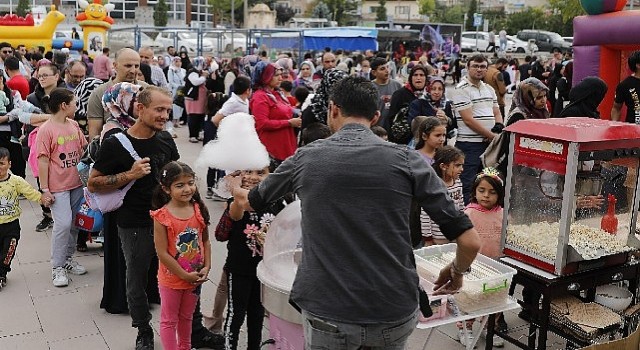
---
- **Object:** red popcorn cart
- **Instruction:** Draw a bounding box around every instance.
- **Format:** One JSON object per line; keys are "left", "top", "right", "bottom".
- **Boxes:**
{"left": 501, "top": 118, "right": 640, "bottom": 275}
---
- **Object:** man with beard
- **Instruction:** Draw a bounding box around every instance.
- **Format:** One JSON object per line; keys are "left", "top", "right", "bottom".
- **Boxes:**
{"left": 89, "top": 86, "right": 178, "bottom": 350}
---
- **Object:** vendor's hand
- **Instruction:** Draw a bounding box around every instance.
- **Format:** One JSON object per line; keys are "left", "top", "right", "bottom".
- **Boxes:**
{"left": 576, "top": 195, "right": 605, "bottom": 209}
{"left": 432, "top": 263, "right": 463, "bottom": 295}
{"left": 289, "top": 117, "right": 302, "bottom": 128}
{"left": 129, "top": 157, "right": 151, "bottom": 180}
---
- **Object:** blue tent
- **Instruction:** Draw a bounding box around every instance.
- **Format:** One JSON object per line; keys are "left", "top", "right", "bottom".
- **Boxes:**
{"left": 303, "top": 27, "right": 378, "bottom": 51}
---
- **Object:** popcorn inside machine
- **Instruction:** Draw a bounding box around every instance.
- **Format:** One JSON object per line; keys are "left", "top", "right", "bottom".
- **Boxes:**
{"left": 501, "top": 118, "right": 640, "bottom": 275}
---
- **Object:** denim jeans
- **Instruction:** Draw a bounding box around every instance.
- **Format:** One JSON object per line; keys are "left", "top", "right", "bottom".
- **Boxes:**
{"left": 118, "top": 225, "right": 156, "bottom": 328}
{"left": 301, "top": 310, "right": 418, "bottom": 350}
{"left": 454, "top": 141, "right": 488, "bottom": 205}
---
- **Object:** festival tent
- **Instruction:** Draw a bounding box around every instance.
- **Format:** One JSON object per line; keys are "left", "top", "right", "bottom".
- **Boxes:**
{"left": 302, "top": 27, "right": 378, "bottom": 51}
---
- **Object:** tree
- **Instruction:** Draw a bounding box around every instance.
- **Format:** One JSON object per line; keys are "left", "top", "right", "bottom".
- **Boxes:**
{"left": 208, "top": 0, "right": 244, "bottom": 27}
{"left": 153, "top": 0, "right": 169, "bottom": 27}
{"left": 275, "top": 4, "right": 295, "bottom": 26}
{"left": 417, "top": 0, "right": 435, "bottom": 16}
{"left": 466, "top": 0, "right": 477, "bottom": 31}
{"left": 504, "top": 7, "right": 543, "bottom": 35}
{"left": 311, "top": 1, "right": 331, "bottom": 19}
{"left": 431, "top": 4, "right": 465, "bottom": 24}
{"left": 16, "top": 0, "right": 31, "bottom": 17}
{"left": 548, "top": 0, "right": 585, "bottom": 24}
{"left": 375, "top": 0, "right": 387, "bottom": 21}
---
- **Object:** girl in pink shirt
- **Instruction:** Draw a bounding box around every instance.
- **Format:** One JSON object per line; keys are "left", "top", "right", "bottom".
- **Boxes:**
{"left": 150, "top": 161, "right": 211, "bottom": 350}
{"left": 36, "top": 88, "right": 88, "bottom": 288}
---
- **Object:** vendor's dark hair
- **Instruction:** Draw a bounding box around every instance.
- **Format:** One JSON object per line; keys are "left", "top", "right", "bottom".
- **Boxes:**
{"left": 41, "top": 88, "right": 74, "bottom": 114}
{"left": 415, "top": 117, "right": 446, "bottom": 150}
{"left": 470, "top": 169, "right": 505, "bottom": 207}
{"left": 329, "top": 76, "right": 377, "bottom": 120}
{"left": 629, "top": 51, "right": 640, "bottom": 72}
{"left": 432, "top": 146, "right": 465, "bottom": 179}
{"left": 152, "top": 161, "right": 210, "bottom": 225}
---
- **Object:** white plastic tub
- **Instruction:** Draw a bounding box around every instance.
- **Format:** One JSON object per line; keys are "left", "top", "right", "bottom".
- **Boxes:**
{"left": 415, "top": 244, "right": 517, "bottom": 313}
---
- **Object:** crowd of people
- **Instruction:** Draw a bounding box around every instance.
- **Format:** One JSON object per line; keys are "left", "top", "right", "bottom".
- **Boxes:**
{"left": 0, "top": 37, "right": 639, "bottom": 350}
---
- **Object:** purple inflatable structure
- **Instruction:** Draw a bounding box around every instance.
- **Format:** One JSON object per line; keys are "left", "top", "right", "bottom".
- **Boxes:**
{"left": 573, "top": 10, "right": 640, "bottom": 119}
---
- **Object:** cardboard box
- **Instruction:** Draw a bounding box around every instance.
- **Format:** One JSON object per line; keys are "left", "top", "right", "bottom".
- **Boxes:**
{"left": 580, "top": 325, "right": 640, "bottom": 350}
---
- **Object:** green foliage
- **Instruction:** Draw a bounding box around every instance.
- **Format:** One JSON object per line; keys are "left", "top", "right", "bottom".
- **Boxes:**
{"left": 548, "top": 0, "right": 585, "bottom": 23}
{"left": 504, "top": 6, "right": 574, "bottom": 36}
{"left": 275, "top": 4, "right": 296, "bottom": 25}
{"left": 208, "top": 0, "right": 244, "bottom": 27}
{"left": 16, "top": 0, "right": 31, "bottom": 17}
{"left": 431, "top": 4, "right": 465, "bottom": 24}
{"left": 376, "top": 0, "right": 387, "bottom": 21}
{"left": 417, "top": 0, "right": 435, "bottom": 16}
{"left": 323, "top": 0, "right": 358, "bottom": 25}
{"left": 311, "top": 1, "right": 331, "bottom": 19}
{"left": 153, "top": 0, "right": 169, "bottom": 27}
{"left": 466, "top": 0, "right": 477, "bottom": 31}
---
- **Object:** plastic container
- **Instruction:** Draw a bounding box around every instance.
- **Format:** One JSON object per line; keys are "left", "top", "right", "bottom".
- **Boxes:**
{"left": 414, "top": 244, "right": 516, "bottom": 313}
{"left": 595, "top": 284, "right": 633, "bottom": 311}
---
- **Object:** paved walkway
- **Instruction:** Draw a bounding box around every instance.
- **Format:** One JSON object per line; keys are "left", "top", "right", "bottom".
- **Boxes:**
{"left": 0, "top": 122, "right": 567, "bottom": 349}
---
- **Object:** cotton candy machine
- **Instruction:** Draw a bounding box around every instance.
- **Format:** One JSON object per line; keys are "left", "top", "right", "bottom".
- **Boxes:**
{"left": 256, "top": 201, "right": 304, "bottom": 349}
{"left": 502, "top": 118, "right": 640, "bottom": 276}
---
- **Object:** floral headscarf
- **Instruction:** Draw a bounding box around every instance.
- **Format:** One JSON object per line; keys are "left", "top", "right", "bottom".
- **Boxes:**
{"left": 309, "top": 68, "right": 348, "bottom": 123}
{"left": 102, "top": 82, "right": 143, "bottom": 129}
{"left": 73, "top": 77, "right": 104, "bottom": 121}
{"left": 510, "top": 77, "right": 550, "bottom": 120}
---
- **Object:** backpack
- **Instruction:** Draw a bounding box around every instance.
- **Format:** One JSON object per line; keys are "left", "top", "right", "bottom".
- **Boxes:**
{"left": 389, "top": 105, "right": 412, "bottom": 144}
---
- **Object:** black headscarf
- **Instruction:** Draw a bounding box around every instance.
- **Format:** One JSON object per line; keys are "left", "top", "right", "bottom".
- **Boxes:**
{"left": 309, "top": 68, "right": 348, "bottom": 123}
{"left": 557, "top": 76, "right": 608, "bottom": 119}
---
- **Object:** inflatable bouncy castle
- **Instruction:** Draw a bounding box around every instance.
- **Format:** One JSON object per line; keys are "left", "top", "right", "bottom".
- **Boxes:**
{"left": 76, "top": 0, "right": 115, "bottom": 58}
{"left": 0, "top": 6, "right": 64, "bottom": 51}
{"left": 573, "top": 0, "right": 640, "bottom": 119}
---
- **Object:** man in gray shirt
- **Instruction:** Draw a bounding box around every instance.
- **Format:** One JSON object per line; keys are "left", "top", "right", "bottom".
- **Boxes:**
{"left": 371, "top": 57, "right": 402, "bottom": 131}
{"left": 231, "top": 76, "right": 481, "bottom": 349}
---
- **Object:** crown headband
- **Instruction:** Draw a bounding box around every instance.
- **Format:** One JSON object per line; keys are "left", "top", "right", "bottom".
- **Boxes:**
{"left": 477, "top": 167, "right": 504, "bottom": 187}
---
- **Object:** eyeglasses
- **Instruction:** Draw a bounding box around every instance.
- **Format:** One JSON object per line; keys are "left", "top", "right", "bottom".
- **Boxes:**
{"left": 37, "top": 73, "right": 55, "bottom": 79}
{"left": 470, "top": 64, "right": 488, "bottom": 70}
{"left": 1, "top": 50, "right": 12, "bottom": 54}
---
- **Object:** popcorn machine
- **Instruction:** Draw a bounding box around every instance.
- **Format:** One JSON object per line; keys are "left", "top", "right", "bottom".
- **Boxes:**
{"left": 501, "top": 118, "right": 640, "bottom": 275}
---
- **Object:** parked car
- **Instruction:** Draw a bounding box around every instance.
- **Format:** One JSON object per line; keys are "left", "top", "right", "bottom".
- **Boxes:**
{"left": 516, "top": 30, "right": 572, "bottom": 52}
{"left": 107, "top": 31, "right": 161, "bottom": 53}
{"left": 203, "top": 32, "right": 247, "bottom": 53}
{"left": 461, "top": 31, "right": 490, "bottom": 52}
{"left": 562, "top": 36, "right": 574, "bottom": 45}
{"left": 506, "top": 35, "right": 538, "bottom": 54}
{"left": 154, "top": 30, "right": 215, "bottom": 55}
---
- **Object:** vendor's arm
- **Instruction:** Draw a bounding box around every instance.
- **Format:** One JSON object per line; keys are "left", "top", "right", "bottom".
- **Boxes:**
{"left": 230, "top": 155, "right": 296, "bottom": 212}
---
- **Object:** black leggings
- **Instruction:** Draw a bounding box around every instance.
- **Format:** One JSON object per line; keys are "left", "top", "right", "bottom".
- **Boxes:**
{"left": 188, "top": 113, "right": 205, "bottom": 138}
{"left": 224, "top": 271, "right": 263, "bottom": 350}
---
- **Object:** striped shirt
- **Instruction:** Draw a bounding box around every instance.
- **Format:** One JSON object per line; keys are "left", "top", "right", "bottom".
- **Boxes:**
{"left": 421, "top": 178, "right": 465, "bottom": 240}
{"left": 451, "top": 76, "right": 499, "bottom": 142}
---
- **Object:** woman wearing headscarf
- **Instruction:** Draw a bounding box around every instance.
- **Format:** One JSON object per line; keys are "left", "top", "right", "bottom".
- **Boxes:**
{"left": 408, "top": 75, "right": 455, "bottom": 143}
{"left": 275, "top": 56, "right": 295, "bottom": 82}
{"left": 184, "top": 56, "right": 209, "bottom": 143}
{"left": 557, "top": 76, "right": 608, "bottom": 119}
{"left": 554, "top": 61, "right": 573, "bottom": 117}
{"left": 98, "top": 82, "right": 161, "bottom": 314}
{"left": 293, "top": 60, "right": 316, "bottom": 91}
{"left": 179, "top": 51, "right": 192, "bottom": 71}
{"left": 167, "top": 56, "right": 186, "bottom": 134}
{"left": 303, "top": 68, "right": 348, "bottom": 129}
{"left": 250, "top": 60, "right": 300, "bottom": 162}
{"left": 223, "top": 57, "right": 241, "bottom": 96}
{"left": 386, "top": 64, "right": 428, "bottom": 143}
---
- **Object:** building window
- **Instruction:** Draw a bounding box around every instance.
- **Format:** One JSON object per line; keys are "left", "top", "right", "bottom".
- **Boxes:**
{"left": 369, "top": 6, "right": 379, "bottom": 13}
{"left": 395, "top": 6, "right": 410, "bottom": 15}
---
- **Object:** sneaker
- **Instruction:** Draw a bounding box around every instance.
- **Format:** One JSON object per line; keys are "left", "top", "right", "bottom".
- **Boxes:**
{"left": 205, "top": 188, "right": 214, "bottom": 199}
{"left": 52, "top": 267, "right": 69, "bottom": 287}
{"left": 189, "top": 137, "right": 199, "bottom": 143}
{"left": 135, "top": 328, "right": 154, "bottom": 350}
{"left": 63, "top": 258, "right": 87, "bottom": 275}
{"left": 35, "top": 216, "right": 54, "bottom": 232}
{"left": 457, "top": 328, "right": 474, "bottom": 347}
{"left": 0, "top": 276, "right": 6, "bottom": 289}
{"left": 212, "top": 194, "right": 227, "bottom": 202}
